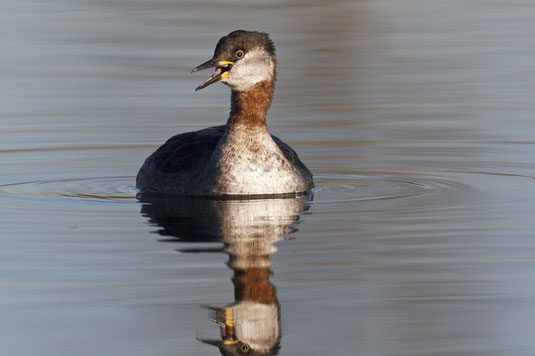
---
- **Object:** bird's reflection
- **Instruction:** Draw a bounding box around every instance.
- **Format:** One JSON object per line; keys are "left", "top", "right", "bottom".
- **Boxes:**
{"left": 138, "top": 193, "right": 312, "bottom": 355}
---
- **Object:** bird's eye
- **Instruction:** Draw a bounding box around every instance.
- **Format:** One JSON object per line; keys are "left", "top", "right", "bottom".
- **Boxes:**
{"left": 240, "top": 344, "right": 250, "bottom": 353}
{"left": 235, "top": 50, "right": 244, "bottom": 59}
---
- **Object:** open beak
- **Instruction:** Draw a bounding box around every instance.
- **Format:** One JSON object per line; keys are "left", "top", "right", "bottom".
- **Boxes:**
{"left": 191, "top": 59, "right": 234, "bottom": 91}
{"left": 200, "top": 305, "right": 239, "bottom": 345}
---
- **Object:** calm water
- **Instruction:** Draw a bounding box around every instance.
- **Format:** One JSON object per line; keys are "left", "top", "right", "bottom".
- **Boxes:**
{"left": 3, "top": 1, "right": 535, "bottom": 355}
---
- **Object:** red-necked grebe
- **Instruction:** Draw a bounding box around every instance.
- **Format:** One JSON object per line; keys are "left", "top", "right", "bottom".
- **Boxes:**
{"left": 136, "top": 30, "right": 314, "bottom": 196}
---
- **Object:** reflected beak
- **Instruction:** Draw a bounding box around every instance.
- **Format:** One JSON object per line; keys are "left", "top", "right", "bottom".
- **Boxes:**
{"left": 192, "top": 60, "right": 234, "bottom": 91}
{"left": 196, "top": 337, "right": 222, "bottom": 347}
{"left": 200, "top": 305, "right": 238, "bottom": 345}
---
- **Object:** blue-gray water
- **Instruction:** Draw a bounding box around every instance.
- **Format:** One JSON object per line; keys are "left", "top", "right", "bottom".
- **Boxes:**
{"left": 2, "top": 1, "right": 535, "bottom": 355}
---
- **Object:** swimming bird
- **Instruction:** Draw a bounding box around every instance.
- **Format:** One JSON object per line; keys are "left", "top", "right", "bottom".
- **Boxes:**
{"left": 136, "top": 30, "right": 314, "bottom": 197}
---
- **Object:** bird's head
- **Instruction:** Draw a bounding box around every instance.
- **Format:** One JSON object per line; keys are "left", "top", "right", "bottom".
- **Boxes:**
{"left": 197, "top": 304, "right": 281, "bottom": 355}
{"left": 192, "top": 30, "right": 276, "bottom": 92}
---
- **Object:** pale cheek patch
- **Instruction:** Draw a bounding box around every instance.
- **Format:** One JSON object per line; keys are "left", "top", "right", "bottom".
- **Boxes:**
{"left": 224, "top": 49, "right": 275, "bottom": 91}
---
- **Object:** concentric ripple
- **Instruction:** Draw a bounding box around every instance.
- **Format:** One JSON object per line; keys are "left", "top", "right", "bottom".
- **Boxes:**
{"left": 0, "top": 173, "right": 468, "bottom": 204}
{"left": 312, "top": 174, "right": 430, "bottom": 203}
{"left": 0, "top": 176, "right": 138, "bottom": 202}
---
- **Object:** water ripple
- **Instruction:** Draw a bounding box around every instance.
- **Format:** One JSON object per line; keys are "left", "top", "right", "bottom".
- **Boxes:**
{"left": 0, "top": 173, "right": 472, "bottom": 206}
{"left": 0, "top": 176, "right": 138, "bottom": 202}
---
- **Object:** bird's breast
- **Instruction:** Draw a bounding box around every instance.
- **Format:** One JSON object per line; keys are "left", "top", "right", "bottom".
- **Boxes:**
{"left": 205, "top": 133, "right": 305, "bottom": 195}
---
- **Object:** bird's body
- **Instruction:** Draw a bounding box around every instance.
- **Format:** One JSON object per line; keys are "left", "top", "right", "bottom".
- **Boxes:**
{"left": 136, "top": 30, "right": 314, "bottom": 197}
{"left": 136, "top": 123, "right": 313, "bottom": 196}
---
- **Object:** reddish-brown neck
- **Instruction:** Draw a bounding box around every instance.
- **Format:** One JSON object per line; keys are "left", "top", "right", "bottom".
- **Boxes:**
{"left": 227, "top": 79, "right": 274, "bottom": 130}
{"left": 232, "top": 263, "right": 278, "bottom": 305}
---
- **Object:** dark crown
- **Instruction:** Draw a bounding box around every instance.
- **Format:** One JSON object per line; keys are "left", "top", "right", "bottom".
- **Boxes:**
{"left": 213, "top": 30, "right": 276, "bottom": 62}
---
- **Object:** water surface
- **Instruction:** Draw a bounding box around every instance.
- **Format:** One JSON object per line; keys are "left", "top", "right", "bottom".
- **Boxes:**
{"left": 3, "top": 1, "right": 535, "bottom": 355}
